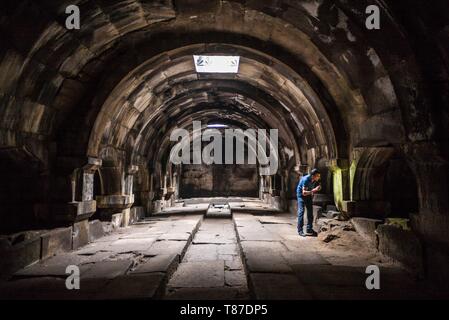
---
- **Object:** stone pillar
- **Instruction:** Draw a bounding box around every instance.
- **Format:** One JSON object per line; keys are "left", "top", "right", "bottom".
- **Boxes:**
{"left": 96, "top": 165, "right": 137, "bottom": 227}
{"left": 125, "top": 165, "right": 139, "bottom": 196}
{"left": 327, "top": 158, "right": 351, "bottom": 214}
{"left": 260, "top": 175, "right": 270, "bottom": 201}
{"left": 50, "top": 157, "right": 102, "bottom": 224}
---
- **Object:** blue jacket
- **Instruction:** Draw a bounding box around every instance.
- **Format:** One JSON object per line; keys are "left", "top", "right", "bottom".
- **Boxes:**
{"left": 296, "top": 174, "right": 315, "bottom": 200}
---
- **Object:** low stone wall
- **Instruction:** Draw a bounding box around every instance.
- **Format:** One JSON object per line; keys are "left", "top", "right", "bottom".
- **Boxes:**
{"left": 352, "top": 217, "right": 383, "bottom": 247}
{"left": 0, "top": 206, "right": 147, "bottom": 278}
{"left": 351, "top": 217, "right": 424, "bottom": 277}
{"left": 377, "top": 225, "right": 424, "bottom": 276}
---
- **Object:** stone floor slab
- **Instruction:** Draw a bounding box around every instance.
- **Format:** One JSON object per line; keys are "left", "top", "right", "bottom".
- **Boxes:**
{"left": 157, "top": 233, "right": 192, "bottom": 241}
{"left": 165, "top": 287, "right": 249, "bottom": 300}
{"left": 217, "top": 244, "right": 238, "bottom": 255}
{"left": 184, "top": 244, "right": 219, "bottom": 262}
{"left": 82, "top": 260, "right": 133, "bottom": 279}
{"left": 240, "top": 241, "right": 286, "bottom": 254}
{"left": 168, "top": 261, "right": 225, "bottom": 288}
{"left": 249, "top": 273, "right": 312, "bottom": 300}
{"left": 193, "top": 233, "right": 235, "bottom": 244}
{"left": 224, "top": 257, "right": 244, "bottom": 271}
{"left": 238, "top": 231, "right": 282, "bottom": 241}
{"left": 143, "top": 240, "right": 188, "bottom": 257}
{"left": 225, "top": 270, "right": 247, "bottom": 287}
{"left": 244, "top": 250, "right": 292, "bottom": 273}
{"left": 131, "top": 254, "right": 179, "bottom": 274}
{"left": 94, "top": 273, "right": 165, "bottom": 300}
{"left": 109, "top": 238, "right": 157, "bottom": 253}
{"left": 281, "top": 251, "right": 330, "bottom": 266}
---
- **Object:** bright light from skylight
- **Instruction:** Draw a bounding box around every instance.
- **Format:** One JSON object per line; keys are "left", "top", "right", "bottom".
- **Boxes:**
{"left": 193, "top": 55, "right": 240, "bottom": 73}
{"left": 207, "top": 124, "right": 229, "bottom": 128}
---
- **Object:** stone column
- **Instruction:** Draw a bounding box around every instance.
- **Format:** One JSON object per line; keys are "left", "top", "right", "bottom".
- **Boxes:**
{"left": 260, "top": 175, "right": 271, "bottom": 201}
{"left": 42, "top": 157, "right": 102, "bottom": 249}
{"left": 96, "top": 165, "right": 137, "bottom": 227}
{"left": 327, "top": 158, "right": 351, "bottom": 214}
{"left": 50, "top": 157, "right": 102, "bottom": 224}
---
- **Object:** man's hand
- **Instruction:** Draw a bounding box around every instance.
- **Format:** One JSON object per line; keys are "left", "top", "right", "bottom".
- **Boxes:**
{"left": 312, "top": 186, "right": 321, "bottom": 194}
{"left": 302, "top": 187, "right": 313, "bottom": 197}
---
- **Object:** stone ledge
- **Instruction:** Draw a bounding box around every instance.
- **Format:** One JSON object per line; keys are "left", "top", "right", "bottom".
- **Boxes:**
{"left": 351, "top": 217, "right": 383, "bottom": 247}
{"left": 72, "top": 220, "right": 89, "bottom": 250}
{"left": 96, "top": 195, "right": 134, "bottom": 210}
{"left": 41, "top": 227, "right": 72, "bottom": 259}
{"left": 51, "top": 200, "right": 97, "bottom": 223}
{"left": 0, "top": 237, "right": 41, "bottom": 278}
{"left": 88, "top": 220, "right": 104, "bottom": 243}
{"left": 343, "top": 201, "right": 391, "bottom": 219}
{"left": 377, "top": 224, "right": 424, "bottom": 276}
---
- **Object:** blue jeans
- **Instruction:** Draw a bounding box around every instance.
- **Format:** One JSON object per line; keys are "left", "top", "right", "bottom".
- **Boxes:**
{"left": 297, "top": 198, "right": 314, "bottom": 233}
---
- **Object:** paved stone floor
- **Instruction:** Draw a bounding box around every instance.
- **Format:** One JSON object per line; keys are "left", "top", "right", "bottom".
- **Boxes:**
{"left": 0, "top": 212, "right": 443, "bottom": 300}
{"left": 165, "top": 219, "right": 249, "bottom": 300}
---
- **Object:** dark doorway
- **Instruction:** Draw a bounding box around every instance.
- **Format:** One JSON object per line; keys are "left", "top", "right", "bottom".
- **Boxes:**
{"left": 179, "top": 164, "right": 259, "bottom": 198}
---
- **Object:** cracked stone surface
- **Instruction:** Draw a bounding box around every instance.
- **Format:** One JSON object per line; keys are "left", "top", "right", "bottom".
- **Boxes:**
{"left": 0, "top": 215, "right": 202, "bottom": 300}
{"left": 165, "top": 219, "right": 250, "bottom": 300}
{"left": 233, "top": 213, "right": 440, "bottom": 300}
{"left": 0, "top": 212, "right": 443, "bottom": 300}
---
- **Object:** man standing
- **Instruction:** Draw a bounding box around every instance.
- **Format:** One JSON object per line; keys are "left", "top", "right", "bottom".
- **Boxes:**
{"left": 297, "top": 169, "right": 321, "bottom": 237}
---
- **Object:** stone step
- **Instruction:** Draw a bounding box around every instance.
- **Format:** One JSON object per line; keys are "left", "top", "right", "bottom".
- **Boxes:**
{"left": 205, "top": 203, "right": 232, "bottom": 218}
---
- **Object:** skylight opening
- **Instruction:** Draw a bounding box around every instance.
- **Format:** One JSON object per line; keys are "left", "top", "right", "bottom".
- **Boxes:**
{"left": 207, "top": 124, "right": 229, "bottom": 128}
{"left": 193, "top": 55, "right": 240, "bottom": 73}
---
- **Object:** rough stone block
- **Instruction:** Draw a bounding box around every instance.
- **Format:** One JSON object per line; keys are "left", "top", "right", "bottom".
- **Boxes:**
{"left": 130, "top": 206, "right": 145, "bottom": 224}
{"left": 0, "top": 237, "right": 41, "bottom": 277}
{"left": 88, "top": 220, "right": 104, "bottom": 243}
{"left": 96, "top": 195, "right": 134, "bottom": 209}
{"left": 377, "top": 225, "right": 423, "bottom": 274}
{"left": 111, "top": 213, "right": 123, "bottom": 229}
{"left": 352, "top": 217, "right": 383, "bottom": 247}
{"left": 346, "top": 201, "right": 391, "bottom": 219}
{"left": 122, "top": 208, "right": 131, "bottom": 227}
{"left": 72, "top": 220, "right": 89, "bottom": 250}
{"left": 41, "top": 227, "right": 72, "bottom": 259}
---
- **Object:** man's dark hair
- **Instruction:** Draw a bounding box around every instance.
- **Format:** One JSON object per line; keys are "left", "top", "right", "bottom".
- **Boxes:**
{"left": 311, "top": 169, "right": 320, "bottom": 176}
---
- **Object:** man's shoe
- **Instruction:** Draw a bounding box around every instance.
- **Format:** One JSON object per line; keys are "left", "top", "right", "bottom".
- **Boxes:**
{"left": 307, "top": 230, "right": 318, "bottom": 237}
{"left": 299, "top": 231, "right": 307, "bottom": 237}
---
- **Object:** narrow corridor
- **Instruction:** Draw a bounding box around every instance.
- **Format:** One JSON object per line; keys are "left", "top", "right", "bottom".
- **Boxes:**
{"left": 165, "top": 219, "right": 249, "bottom": 299}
